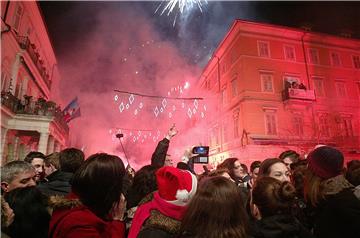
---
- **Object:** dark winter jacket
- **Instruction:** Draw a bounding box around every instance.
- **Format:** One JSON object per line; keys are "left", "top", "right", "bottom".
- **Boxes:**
{"left": 151, "top": 138, "right": 170, "bottom": 168}
{"left": 313, "top": 187, "right": 360, "bottom": 238}
{"left": 252, "top": 214, "right": 314, "bottom": 238}
{"left": 37, "top": 170, "right": 73, "bottom": 196}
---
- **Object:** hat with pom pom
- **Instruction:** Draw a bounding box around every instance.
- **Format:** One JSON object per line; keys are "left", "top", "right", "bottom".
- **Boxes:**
{"left": 156, "top": 166, "right": 197, "bottom": 206}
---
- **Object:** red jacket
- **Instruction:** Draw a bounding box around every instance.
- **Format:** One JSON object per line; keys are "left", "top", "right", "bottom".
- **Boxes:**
{"left": 49, "top": 205, "right": 125, "bottom": 238}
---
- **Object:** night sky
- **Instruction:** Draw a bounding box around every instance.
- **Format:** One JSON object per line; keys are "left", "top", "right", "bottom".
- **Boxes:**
{"left": 40, "top": 1, "right": 360, "bottom": 66}
{"left": 37, "top": 1, "right": 360, "bottom": 166}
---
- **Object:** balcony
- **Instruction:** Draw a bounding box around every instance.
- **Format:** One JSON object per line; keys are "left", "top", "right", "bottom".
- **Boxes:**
{"left": 282, "top": 88, "right": 316, "bottom": 101}
{"left": 1, "top": 91, "right": 69, "bottom": 133}
{"left": 15, "top": 35, "right": 52, "bottom": 89}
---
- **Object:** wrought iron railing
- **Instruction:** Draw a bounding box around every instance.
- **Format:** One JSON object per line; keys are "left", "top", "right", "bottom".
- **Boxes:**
{"left": 15, "top": 35, "right": 52, "bottom": 89}
{"left": 1, "top": 91, "right": 69, "bottom": 133}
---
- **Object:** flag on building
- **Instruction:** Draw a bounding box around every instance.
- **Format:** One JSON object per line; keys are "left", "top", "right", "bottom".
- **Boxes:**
{"left": 63, "top": 97, "right": 81, "bottom": 123}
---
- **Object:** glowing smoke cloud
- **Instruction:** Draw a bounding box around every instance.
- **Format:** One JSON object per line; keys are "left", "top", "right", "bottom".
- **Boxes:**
{"left": 156, "top": 0, "right": 208, "bottom": 26}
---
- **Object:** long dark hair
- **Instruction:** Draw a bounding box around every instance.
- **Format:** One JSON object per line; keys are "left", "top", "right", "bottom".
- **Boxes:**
{"left": 126, "top": 165, "right": 158, "bottom": 209}
{"left": 217, "top": 157, "right": 240, "bottom": 180}
{"left": 71, "top": 153, "right": 125, "bottom": 219}
{"left": 4, "top": 187, "right": 50, "bottom": 238}
{"left": 180, "top": 176, "right": 249, "bottom": 238}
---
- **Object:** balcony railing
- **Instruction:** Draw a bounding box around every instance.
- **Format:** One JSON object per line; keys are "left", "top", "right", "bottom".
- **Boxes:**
{"left": 15, "top": 35, "right": 52, "bottom": 89}
{"left": 1, "top": 91, "right": 69, "bottom": 133}
{"left": 282, "top": 88, "right": 316, "bottom": 101}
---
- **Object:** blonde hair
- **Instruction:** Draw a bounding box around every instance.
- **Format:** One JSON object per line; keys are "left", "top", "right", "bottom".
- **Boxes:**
{"left": 304, "top": 169, "right": 325, "bottom": 206}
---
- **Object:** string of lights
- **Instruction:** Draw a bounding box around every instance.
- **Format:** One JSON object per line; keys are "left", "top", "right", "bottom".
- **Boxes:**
{"left": 114, "top": 89, "right": 204, "bottom": 100}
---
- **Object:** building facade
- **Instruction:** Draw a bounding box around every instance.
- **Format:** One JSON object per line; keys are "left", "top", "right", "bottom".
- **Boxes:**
{"left": 199, "top": 20, "right": 360, "bottom": 166}
{"left": 1, "top": 1, "right": 68, "bottom": 165}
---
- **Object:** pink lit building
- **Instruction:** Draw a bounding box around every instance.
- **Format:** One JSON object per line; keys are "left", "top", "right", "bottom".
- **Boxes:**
{"left": 199, "top": 20, "right": 360, "bottom": 166}
{"left": 1, "top": 1, "right": 68, "bottom": 164}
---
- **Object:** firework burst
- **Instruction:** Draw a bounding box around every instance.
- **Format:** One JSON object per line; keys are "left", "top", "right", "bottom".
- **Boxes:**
{"left": 155, "top": 0, "right": 208, "bottom": 26}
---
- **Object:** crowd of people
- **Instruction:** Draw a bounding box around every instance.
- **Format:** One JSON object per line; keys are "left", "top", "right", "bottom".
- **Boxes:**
{"left": 1, "top": 125, "right": 360, "bottom": 238}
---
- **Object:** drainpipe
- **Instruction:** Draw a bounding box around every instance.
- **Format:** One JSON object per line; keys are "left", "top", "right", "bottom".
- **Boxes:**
{"left": 302, "top": 31, "right": 317, "bottom": 144}
{"left": 213, "top": 55, "right": 223, "bottom": 153}
{"left": 301, "top": 32, "right": 311, "bottom": 89}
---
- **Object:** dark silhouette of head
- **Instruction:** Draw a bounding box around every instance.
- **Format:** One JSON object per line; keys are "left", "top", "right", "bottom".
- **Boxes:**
{"left": 71, "top": 153, "right": 125, "bottom": 219}
{"left": 59, "top": 148, "right": 85, "bottom": 173}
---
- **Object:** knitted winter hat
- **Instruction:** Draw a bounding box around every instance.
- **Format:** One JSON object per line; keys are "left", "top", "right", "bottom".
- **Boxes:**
{"left": 156, "top": 166, "right": 197, "bottom": 206}
{"left": 307, "top": 146, "right": 344, "bottom": 179}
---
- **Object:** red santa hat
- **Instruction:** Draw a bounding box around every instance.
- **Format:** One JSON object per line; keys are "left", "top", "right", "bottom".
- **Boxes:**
{"left": 156, "top": 166, "right": 197, "bottom": 206}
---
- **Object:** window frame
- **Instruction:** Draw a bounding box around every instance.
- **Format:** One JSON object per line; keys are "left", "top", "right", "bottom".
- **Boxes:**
{"left": 264, "top": 110, "right": 277, "bottom": 135}
{"left": 283, "top": 45, "right": 296, "bottom": 61}
{"left": 260, "top": 73, "right": 274, "bottom": 93}
{"left": 330, "top": 51, "right": 342, "bottom": 67}
{"left": 308, "top": 48, "right": 320, "bottom": 65}
{"left": 257, "top": 40, "right": 271, "bottom": 58}
{"left": 352, "top": 55, "right": 360, "bottom": 69}
{"left": 312, "top": 76, "right": 325, "bottom": 97}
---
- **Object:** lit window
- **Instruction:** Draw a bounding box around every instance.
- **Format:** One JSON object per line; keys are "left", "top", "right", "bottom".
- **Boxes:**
{"left": 335, "top": 81, "right": 347, "bottom": 97}
{"left": 330, "top": 52, "right": 341, "bottom": 67}
{"left": 258, "top": 41, "right": 270, "bottom": 58}
{"left": 265, "top": 113, "right": 277, "bottom": 135}
{"left": 313, "top": 77, "right": 324, "bottom": 97}
{"left": 284, "top": 45, "right": 296, "bottom": 61}
{"left": 353, "top": 55, "right": 360, "bottom": 69}
{"left": 308, "top": 48, "right": 320, "bottom": 64}
{"left": 261, "top": 73, "right": 274, "bottom": 93}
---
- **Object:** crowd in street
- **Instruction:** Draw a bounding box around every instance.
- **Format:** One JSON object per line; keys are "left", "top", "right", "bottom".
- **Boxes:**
{"left": 1, "top": 125, "right": 360, "bottom": 238}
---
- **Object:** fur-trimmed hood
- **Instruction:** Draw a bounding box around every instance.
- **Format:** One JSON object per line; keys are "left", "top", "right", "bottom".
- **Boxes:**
{"left": 48, "top": 194, "right": 82, "bottom": 212}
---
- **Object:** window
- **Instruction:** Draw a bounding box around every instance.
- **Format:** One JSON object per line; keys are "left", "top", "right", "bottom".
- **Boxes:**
{"left": 319, "top": 115, "right": 330, "bottom": 137}
{"left": 293, "top": 116, "right": 304, "bottom": 136}
{"left": 341, "top": 117, "right": 353, "bottom": 137}
{"left": 335, "top": 81, "right": 347, "bottom": 97}
{"left": 353, "top": 55, "right": 360, "bottom": 69}
{"left": 223, "top": 117, "right": 231, "bottom": 142}
{"left": 261, "top": 73, "right": 274, "bottom": 93}
{"left": 313, "top": 77, "right": 325, "bottom": 97}
{"left": 308, "top": 48, "right": 320, "bottom": 64}
{"left": 231, "top": 75, "right": 238, "bottom": 97}
{"left": 221, "top": 87, "right": 227, "bottom": 105}
{"left": 264, "top": 111, "right": 277, "bottom": 135}
{"left": 284, "top": 45, "right": 296, "bottom": 61}
{"left": 258, "top": 41, "right": 270, "bottom": 57}
{"left": 330, "top": 52, "right": 341, "bottom": 67}
{"left": 233, "top": 109, "right": 240, "bottom": 138}
{"left": 12, "top": 3, "right": 23, "bottom": 32}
